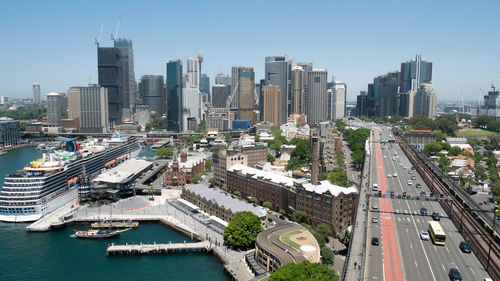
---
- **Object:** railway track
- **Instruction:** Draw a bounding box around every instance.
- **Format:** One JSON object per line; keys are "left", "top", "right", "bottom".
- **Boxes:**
{"left": 397, "top": 135, "right": 500, "bottom": 281}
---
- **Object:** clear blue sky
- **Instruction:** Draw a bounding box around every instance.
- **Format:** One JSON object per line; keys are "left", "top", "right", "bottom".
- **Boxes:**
{"left": 1, "top": 0, "right": 499, "bottom": 102}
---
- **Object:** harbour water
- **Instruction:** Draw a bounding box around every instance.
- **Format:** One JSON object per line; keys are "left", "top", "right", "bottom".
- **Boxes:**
{"left": 0, "top": 147, "right": 228, "bottom": 281}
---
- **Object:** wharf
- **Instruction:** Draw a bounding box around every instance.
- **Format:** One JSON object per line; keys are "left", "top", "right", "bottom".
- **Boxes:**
{"left": 106, "top": 240, "right": 212, "bottom": 255}
{"left": 26, "top": 198, "right": 79, "bottom": 232}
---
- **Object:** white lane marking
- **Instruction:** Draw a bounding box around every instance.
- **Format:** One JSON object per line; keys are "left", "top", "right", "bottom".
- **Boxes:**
{"left": 441, "top": 264, "right": 445, "bottom": 271}
{"left": 446, "top": 247, "right": 450, "bottom": 254}
{"left": 407, "top": 217, "right": 411, "bottom": 222}
{"left": 470, "top": 267, "right": 476, "bottom": 277}
{"left": 406, "top": 228, "right": 408, "bottom": 233}
{"left": 410, "top": 243, "right": 413, "bottom": 249}
{"left": 416, "top": 218, "right": 420, "bottom": 223}
{"left": 398, "top": 217, "right": 401, "bottom": 222}
{"left": 389, "top": 146, "right": 437, "bottom": 281}
{"left": 415, "top": 260, "right": 418, "bottom": 267}
{"left": 433, "top": 246, "right": 437, "bottom": 252}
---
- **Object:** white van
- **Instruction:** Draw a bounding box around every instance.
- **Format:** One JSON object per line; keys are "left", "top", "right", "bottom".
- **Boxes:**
{"left": 372, "top": 184, "right": 379, "bottom": 191}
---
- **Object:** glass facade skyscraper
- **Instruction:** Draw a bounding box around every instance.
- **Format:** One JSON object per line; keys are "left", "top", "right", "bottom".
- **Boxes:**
{"left": 139, "top": 75, "right": 165, "bottom": 116}
{"left": 167, "top": 60, "right": 183, "bottom": 132}
{"left": 400, "top": 55, "right": 432, "bottom": 93}
{"left": 265, "top": 56, "right": 292, "bottom": 125}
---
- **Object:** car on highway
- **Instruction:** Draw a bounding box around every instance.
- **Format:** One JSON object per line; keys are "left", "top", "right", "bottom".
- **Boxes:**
{"left": 420, "top": 191, "right": 427, "bottom": 197}
{"left": 407, "top": 180, "right": 413, "bottom": 185}
{"left": 420, "top": 207, "right": 428, "bottom": 215}
{"left": 399, "top": 162, "right": 403, "bottom": 166}
{"left": 372, "top": 184, "right": 378, "bottom": 191}
{"left": 390, "top": 191, "right": 395, "bottom": 197}
{"left": 393, "top": 172, "right": 397, "bottom": 177}
{"left": 372, "top": 216, "right": 379, "bottom": 223}
{"left": 416, "top": 183, "right": 422, "bottom": 188}
{"left": 403, "top": 192, "right": 407, "bottom": 197}
{"left": 383, "top": 156, "right": 386, "bottom": 159}
{"left": 411, "top": 175, "right": 416, "bottom": 180}
{"left": 448, "top": 267, "right": 462, "bottom": 281}
{"left": 372, "top": 203, "right": 378, "bottom": 209}
{"left": 404, "top": 166, "right": 407, "bottom": 169}
{"left": 420, "top": 230, "right": 430, "bottom": 240}
{"left": 459, "top": 240, "right": 472, "bottom": 253}
{"left": 484, "top": 201, "right": 490, "bottom": 205}
{"left": 411, "top": 166, "right": 415, "bottom": 170}
{"left": 371, "top": 237, "right": 380, "bottom": 246}
{"left": 432, "top": 212, "right": 441, "bottom": 221}
{"left": 408, "top": 170, "right": 412, "bottom": 174}
{"left": 387, "top": 173, "right": 392, "bottom": 178}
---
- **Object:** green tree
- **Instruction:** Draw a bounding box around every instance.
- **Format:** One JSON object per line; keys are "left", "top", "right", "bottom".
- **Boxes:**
{"left": 423, "top": 142, "right": 442, "bottom": 155}
{"left": 486, "top": 157, "right": 498, "bottom": 168}
{"left": 263, "top": 201, "right": 273, "bottom": 209}
{"left": 249, "top": 196, "right": 257, "bottom": 203}
{"left": 291, "top": 139, "right": 311, "bottom": 160}
{"left": 279, "top": 209, "right": 286, "bottom": 216}
{"left": 339, "top": 229, "right": 351, "bottom": 246}
{"left": 196, "top": 120, "right": 206, "bottom": 133}
{"left": 286, "top": 158, "right": 307, "bottom": 171}
{"left": 474, "top": 166, "right": 488, "bottom": 180}
{"left": 318, "top": 172, "right": 328, "bottom": 181}
{"left": 316, "top": 224, "right": 332, "bottom": 241}
{"left": 156, "top": 147, "right": 174, "bottom": 158}
{"left": 351, "top": 149, "right": 364, "bottom": 165}
{"left": 208, "top": 177, "right": 215, "bottom": 184}
{"left": 313, "top": 231, "right": 326, "bottom": 248}
{"left": 327, "top": 168, "right": 348, "bottom": 187}
{"left": 269, "top": 261, "right": 338, "bottom": 281}
{"left": 221, "top": 185, "right": 228, "bottom": 192}
{"left": 474, "top": 115, "right": 494, "bottom": 128}
{"left": 190, "top": 172, "right": 203, "bottom": 183}
{"left": 448, "top": 146, "right": 462, "bottom": 156}
{"left": 320, "top": 246, "right": 334, "bottom": 265}
{"left": 267, "top": 153, "right": 276, "bottom": 163}
{"left": 441, "top": 142, "right": 451, "bottom": 151}
{"left": 438, "top": 156, "right": 450, "bottom": 173}
{"left": 335, "top": 119, "right": 346, "bottom": 132}
{"left": 223, "top": 211, "right": 263, "bottom": 247}
{"left": 224, "top": 133, "right": 233, "bottom": 144}
{"left": 234, "top": 190, "right": 242, "bottom": 197}
{"left": 435, "top": 114, "right": 459, "bottom": 136}
{"left": 291, "top": 211, "right": 308, "bottom": 224}
{"left": 205, "top": 159, "right": 213, "bottom": 171}
{"left": 410, "top": 115, "right": 436, "bottom": 131}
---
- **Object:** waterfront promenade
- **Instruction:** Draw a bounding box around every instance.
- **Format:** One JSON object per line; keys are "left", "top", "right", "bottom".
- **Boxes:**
{"left": 106, "top": 240, "right": 212, "bottom": 255}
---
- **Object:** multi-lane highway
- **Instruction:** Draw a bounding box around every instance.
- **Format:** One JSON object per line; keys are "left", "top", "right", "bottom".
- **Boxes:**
{"left": 364, "top": 127, "right": 491, "bottom": 281}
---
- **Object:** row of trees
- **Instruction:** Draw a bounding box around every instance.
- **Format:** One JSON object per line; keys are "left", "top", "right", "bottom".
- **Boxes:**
{"left": 343, "top": 127, "right": 370, "bottom": 166}
{"left": 473, "top": 115, "right": 500, "bottom": 133}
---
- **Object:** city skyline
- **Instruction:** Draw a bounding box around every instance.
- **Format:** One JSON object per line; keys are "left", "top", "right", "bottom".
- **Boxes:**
{"left": 1, "top": 1, "right": 500, "bottom": 101}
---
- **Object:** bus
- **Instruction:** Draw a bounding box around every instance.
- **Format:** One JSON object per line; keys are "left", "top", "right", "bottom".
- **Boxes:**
{"left": 428, "top": 221, "right": 446, "bottom": 246}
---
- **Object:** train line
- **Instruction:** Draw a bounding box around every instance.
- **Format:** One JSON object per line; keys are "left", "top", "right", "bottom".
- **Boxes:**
{"left": 397, "top": 135, "right": 500, "bottom": 280}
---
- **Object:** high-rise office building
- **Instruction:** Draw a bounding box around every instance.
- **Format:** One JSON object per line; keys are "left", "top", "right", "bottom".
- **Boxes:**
{"left": 262, "top": 85, "right": 282, "bottom": 126}
{"left": 47, "top": 93, "right": 63, "bottom": 127}
{"left": 297, "top": 62, "right": 313, "bottom": 115}
{"left": 484, "top": 86, "right": 499, "bottom": 109}
{"left": 186, "top": 58, "right": 199, "bottom": 87}
{"left": 306, "top": 69, "right": 328, "bottom": 123}
{"left": 356, "top": 91, "right": 369, "bottom": 117}
{"left": 167, "top": 60, "right": 183, "bottom": 132}
{"left": 398, "top": 90, "right": 416, "bottom": 118}
{"left": 139, "top": 75, "right": 165, "bottom": 116}
{"left": 183, "top": 86, "right": 201, "bottom": 120}
{"left": 291, "top": 66, "right": 305, "bottom": 114}
{"left": 265, "top": 56, "right": 293, "bottom": 124}
{"left": 67, "top": 86, "right": 109, "bottom": 133}
{"left": 237, "top": 67, "right": 255, "bottom": 122}
{"left": 374, "top": 72, "right": 400, "bottom": 117}
{"left": 230, "top": 66, "right": 242, "bottom": 109}
{"left": 98, "top": 39, "right": 135, "bottom": 124}
{"left": 414, "top": 83, "right": 437, "bottom": 119}
{"left": 200, "top": 74, "right": 210, "bottom": 95}
{"left": 113, "top": 39, "right": 135, "bottom": 119}
{"left": 332, "top": 82, "right": 347, "bottom": 120}
{"left": 400, "top": 55, "right": 432, "bottom": 93}
{"left": 215, "top": 73, "right": 229, "bottom": 86}
{"left": 212, "top": 84, "right": 229, "bottom": 108}
{"left": 32, "top": 83, "right": 41, "bottom": 105}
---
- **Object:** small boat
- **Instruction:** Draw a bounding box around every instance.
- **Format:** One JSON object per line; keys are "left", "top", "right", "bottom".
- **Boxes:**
{"left": 0, "top": 150, "right": 6, "bottom": 156}
{"left": 75, "top": 229, "right": 120, "bottom": 239}
{"left": 91, "top": 220, "right": 139, "bottom": 229}
{"left": 50, "top": 220, "right": 66, "bottom": 230}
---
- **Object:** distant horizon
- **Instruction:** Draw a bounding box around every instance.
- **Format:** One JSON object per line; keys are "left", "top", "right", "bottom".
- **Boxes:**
{"left": 1, "top": 0, "right": 500, "bottom": 102}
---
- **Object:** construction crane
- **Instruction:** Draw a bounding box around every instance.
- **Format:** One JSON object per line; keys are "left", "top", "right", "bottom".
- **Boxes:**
{"left": 111, "top": 14, "right": 122, "bottom": 42}
{"left": 94, "top": 21, "right": 104, "bottom": 47}
{"left": 226, "top": 81, "right": 239, "bottom": 110}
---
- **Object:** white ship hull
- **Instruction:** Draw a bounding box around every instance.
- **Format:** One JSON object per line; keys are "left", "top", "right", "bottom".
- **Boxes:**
{"left": 0, "top": 186, "right": 78, "bottom": 223}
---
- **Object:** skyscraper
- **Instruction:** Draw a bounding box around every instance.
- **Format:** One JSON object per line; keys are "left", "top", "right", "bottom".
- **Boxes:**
{"left": 414, "top": 83, "right": 437, "bottom": 119}
{"left": 113, "top": 39, "right": 136, "bottom": 120}
{"left": 183, "top": 86, "right": 201, "bottom": 120}
{"left": 332, "top": 82, "right": 347, "bottom": 120}
{"left": 483, "top": 86, "right": 499, "bottom": 109}
{"left": 186, "top": 58, "right": 199, "bottom": 87}
{"left": 265, "top": 56, "right": 293, "bottom": 124}
{"left": 67, "top": 86, "right": 109, "bottom": 133}
{"left": 139, "top": 75, "right": 165, "bottom": 116}
{"left": 215, "top": 73, "right": 229, "bottom": 85}
{"left": 306, "top": 69, "right": 328, "bottom": 123}
{"left": 230, "top": 66, "right": 242, "bottom": 109}
{"left": 374, "top": 72, "right": 400, "bottom": 117}
{"left": 297, "top": 62, "right": 313, "bottom": 115}
{"left": 167, "top": 60, "right": 183, "bottom": 132}
{"left": 32, "top": 83, "right": 41, "bottom": 105}
{"left": 47, "top": 93, "right": 63, "bottom": 127}
{"left": 212, "top": 84, "right": 229, "bottom": 108}
{"left": 356, "top": 91, "right": 369, "bottom": 117}
{"left": 398, "top": 90, "right": 416, "bottom": 118}
{"left": 200, "top": 74, "right": 210, "bottom": 95}
{"left": 262, "top": 85, "right": 282, "bottom": 126}
{"left": 400, "top": 55, "right": 432, "bottom": 93}
{"left": 291, "top": 66, "right": 305, "bottom": 114}
{"left": 237, "top": 67, "right": 255, "bottom": 122}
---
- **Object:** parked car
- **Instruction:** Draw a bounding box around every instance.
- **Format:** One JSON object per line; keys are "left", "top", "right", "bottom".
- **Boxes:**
{"left": 420, "top": 230, "right": 430, "bottom": 240}
{"left": 420, "top": 207, "right": 428, "bottom": 215}
{"left": 372, "top": 216, "right": 379, "bottom": 223}
{"left": 459, "top": 241, "right": 472, "bottom": 253}
{"left": 416, "top": 183, "right": 422, "bottom": 188}
{"left": 371, "top": 237, "right": 380, "bottom": 246}
{"left": 407, "top": 180, "right": 413, "bottom": 185}
{"left": 420, "top": 191, "right": 427, "bottom": 197}
{"left": 411, "top": 175, "right": 416, "bottom": 180}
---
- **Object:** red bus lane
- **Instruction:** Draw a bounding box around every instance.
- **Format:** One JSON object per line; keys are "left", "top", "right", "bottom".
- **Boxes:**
{"left": 374, "top": 131, "right": 403, "bottom": 281}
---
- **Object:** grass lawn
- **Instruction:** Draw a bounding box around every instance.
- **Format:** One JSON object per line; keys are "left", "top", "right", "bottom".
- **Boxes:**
{"left": 280, "top": 230, "right": 302, "bottom": 250}
{"left": 457, "top": 129, "right": 499, "bottom": 137}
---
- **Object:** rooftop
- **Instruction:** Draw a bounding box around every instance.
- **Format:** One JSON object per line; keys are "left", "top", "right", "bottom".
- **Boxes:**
{"left": 184, "top": 183, "right": 268, "bottom": 218}
{"left": 229, "top": 164, "right": 295, "bottom": 187}
{"left": 93, "top": 158, "right": 153, "bottom": 184}
{"left": 302, "top": 180, "right": 358, "bottom": 196}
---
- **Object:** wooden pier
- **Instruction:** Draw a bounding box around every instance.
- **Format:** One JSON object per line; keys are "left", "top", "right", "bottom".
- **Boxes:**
{"left": 106, "top": 241, "right": 213, "bottom": 256}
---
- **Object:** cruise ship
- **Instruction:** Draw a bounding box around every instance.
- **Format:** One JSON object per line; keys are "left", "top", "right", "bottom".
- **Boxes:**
{"left": 0, "top": 133, "right": 141, "bottom": 222}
